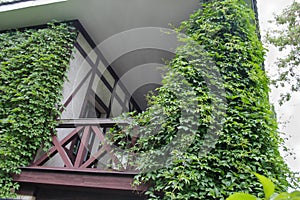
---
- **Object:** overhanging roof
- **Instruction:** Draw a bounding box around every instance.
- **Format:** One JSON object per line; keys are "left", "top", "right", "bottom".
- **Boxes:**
{"left": 0, "top": 0, "right": 199, "bottom": 45}
{"left": 0, "top": 0, "right": 200, "bottom": 110}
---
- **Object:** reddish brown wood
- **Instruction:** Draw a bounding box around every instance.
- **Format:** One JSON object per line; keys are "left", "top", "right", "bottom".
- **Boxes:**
{"left": 31, "top": 146, "right": 57, "bottom": 166}
{"left": 52, "top": 135, "right": 73, "bottom": 168}
{"left": 91, "top": 126, "right": 124, "bottom": 170}
{"left": 64, "top": 146, "right": 75, "bottom": 163}
{"left": 74, "top": 126, "right": 90, "bottom": 167}
{"left": 30, "top": 121, "right": 135, "bottom": 172}
{"left": 59, "top": 126, "right": 84, "bottom": 146}
{"left": 13, "top": 167, "right": 147, "bottom": 191}
{"left": 80, "top": 146, "right": 106, "bottom": 169}
{"left": 68, "top": 134, "right": 80, "bottom": 162}
{"left": 58, "top": 118, "right": 129, "bottom": 128}
{"left": 32, "top": 126, "right": 84, "bottom": 166}
{"left": 24, "top": 166, "right": 138, "bottom": 174}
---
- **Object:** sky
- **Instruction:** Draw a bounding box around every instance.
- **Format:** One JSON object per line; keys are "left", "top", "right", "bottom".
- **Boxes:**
{"left": 257, "top": 0, "right": 300, "bottom": 173}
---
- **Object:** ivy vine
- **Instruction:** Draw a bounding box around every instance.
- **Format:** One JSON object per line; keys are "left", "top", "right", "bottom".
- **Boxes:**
{"left": 110, "top": 0, "right": 298, "bottom": 199}
{"left": 0, "top": 22, "right": 77, "bottom": 197}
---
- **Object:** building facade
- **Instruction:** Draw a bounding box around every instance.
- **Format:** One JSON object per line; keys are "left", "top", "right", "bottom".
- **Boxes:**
{"left": 0, "top": 0, "right": 258, "bottom": 199}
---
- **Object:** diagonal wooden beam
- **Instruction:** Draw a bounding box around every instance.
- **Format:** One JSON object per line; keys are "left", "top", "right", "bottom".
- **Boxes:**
{"left": 52, "top": 135, "right": 73, "bottom": 168}
{"left": 80, "top": 146, "right": 106, "bottom": 169}
{"left": 30, "top": 127, "right": 84, "bottom": 166}
{"left": 59, "top": 126, "right": 84, "bottom": 147}
{"left": 91, "top": 126, "right": 124, "bottom": 170}
{"left": 74, "top": 126, "right": 90, "bottom": 168}
{"left": 31, "top": 147, "right": 57, "bottom": 167}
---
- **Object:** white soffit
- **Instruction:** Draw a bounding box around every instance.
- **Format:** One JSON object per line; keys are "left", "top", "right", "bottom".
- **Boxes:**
{"left": 0, "top": 0, "right": 199, "bottom": 44}
{"left": 0, "top": 0, "right": 67, "bottom": 12}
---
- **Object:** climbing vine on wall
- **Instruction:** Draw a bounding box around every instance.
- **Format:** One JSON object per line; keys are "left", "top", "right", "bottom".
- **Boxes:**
{"left": 0, "top": 22, "right": 77, "bottom": 197}
{"left": 110, "top": 0, "right": 298, "bottom": 199}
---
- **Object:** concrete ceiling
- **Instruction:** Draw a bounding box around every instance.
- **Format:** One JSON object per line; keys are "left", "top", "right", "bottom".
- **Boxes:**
{"left": 0, "top": 0, "right": 200, "bottom": 111}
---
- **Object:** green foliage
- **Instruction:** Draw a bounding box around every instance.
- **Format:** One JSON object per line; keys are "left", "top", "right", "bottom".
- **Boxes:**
{"left": 227, "top": 193, "right": 257, "bottom": 200}
{"left": 0, "top": 22, "right": 77, "bottom": 197}
{"left": 273, "top": 191, "right": 300, "bottom": 200}
{"left": 254, "top": 173, "right": 275, "bottom": 199}
{"left": 110, "top": 0, "right": 298, "bottom": 199}
{"left": 267, "top": 1, "right": 300, "bottom": 104}
{"left": 227, "top": 173, "right": 300, "bottom": 200}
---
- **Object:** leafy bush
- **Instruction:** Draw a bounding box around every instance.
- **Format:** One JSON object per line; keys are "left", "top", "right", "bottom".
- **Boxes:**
{"left": 0, "top": 22, "right": 77, "bottom": 197}
{"left": 111, "top": 0, "right": 298, "bottom": 199}
{"left": 266, "top": 1, "right": 300, "bottom": 104}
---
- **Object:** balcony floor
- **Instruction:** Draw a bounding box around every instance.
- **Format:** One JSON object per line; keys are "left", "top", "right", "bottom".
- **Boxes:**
{"left": 14, "top": 167, "right": 147, "bottom": 200}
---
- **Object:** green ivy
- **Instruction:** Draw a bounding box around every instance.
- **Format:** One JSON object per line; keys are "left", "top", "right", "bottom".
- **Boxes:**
{"left": 0, "top": 22, "right": 77, "bottom": 197}
{"left": 110, "top": 0, "right": 298, "bottom": 199}
{"left": 227, "top": 173, "right": 300, "bottom": 200}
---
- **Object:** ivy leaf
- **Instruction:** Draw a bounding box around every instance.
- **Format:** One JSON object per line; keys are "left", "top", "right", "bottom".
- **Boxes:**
{"left": 0, "top": 21, "right": 78, "bottom": 197}
{"left": 226, "top": 193, "right": 257, "bottom": 200}
{"left": 254, "top": 173, "right": 275, "bottom": 199}
{"left": 272, "top": 191, "right": 300, "bottom": 200}
{"left": 272, "top": 192, "right": 289, "bottom": 200}
{"left": 290, "top": 191, "right": 300, "bottom": 198}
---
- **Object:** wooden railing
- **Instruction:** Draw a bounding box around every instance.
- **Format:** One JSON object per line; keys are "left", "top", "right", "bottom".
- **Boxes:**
{"left": 30, "top": 119, "right": 135, "bottom": 172}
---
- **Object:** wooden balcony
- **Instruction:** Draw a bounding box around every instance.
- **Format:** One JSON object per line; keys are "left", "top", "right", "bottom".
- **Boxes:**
{"left": 30, "top": 119, "right": 134, "bottom": 171}
{"left": 14, "top": 119, "right": 146, "bottom": 198}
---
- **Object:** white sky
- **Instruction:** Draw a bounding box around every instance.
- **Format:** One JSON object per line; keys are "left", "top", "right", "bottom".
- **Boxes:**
{"left": 257, "top": 0, "right": 300, "bottom": 173}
